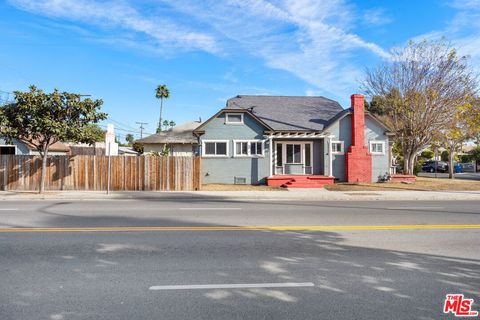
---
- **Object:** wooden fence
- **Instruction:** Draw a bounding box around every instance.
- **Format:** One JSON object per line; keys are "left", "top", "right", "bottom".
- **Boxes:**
{"left": 0, "top": 155, "right": 202, "bottom": 191}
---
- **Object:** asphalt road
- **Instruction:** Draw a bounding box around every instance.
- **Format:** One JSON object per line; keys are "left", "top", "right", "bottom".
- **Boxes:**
{"left": 1, "top": 200, "right": 479, "bottom": 320}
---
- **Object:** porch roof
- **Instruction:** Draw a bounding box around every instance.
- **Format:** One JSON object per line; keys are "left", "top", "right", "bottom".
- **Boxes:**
{"left": 266, "top": 131, "right": 333, "bottom": 139}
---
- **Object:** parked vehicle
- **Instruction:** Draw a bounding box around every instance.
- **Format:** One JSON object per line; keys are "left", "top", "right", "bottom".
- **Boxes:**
{"left": 422, "top": 160, "right": 448, "bottom": 173}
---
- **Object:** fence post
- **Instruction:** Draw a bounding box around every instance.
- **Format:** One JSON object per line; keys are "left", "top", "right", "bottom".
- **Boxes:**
{"left": 107, "top": 143, "right": 111, "bottom": 194}
{"left": 1, "top": 156, "right": 6, "bottom": 191}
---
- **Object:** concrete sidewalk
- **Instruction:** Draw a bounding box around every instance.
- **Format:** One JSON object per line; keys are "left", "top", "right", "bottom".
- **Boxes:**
{"left": 1, "top": 189, "right": 480, "bottom": 201}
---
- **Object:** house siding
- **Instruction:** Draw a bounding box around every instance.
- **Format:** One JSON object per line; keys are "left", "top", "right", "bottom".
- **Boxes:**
{"left": 200, "top": 113, "right": 270, "bottom": 184}
{"left": 324, "top": 115, "right": 352, "bottom": 181}
{"left": 324, "top": 115, "right": 389, "bottom": 182}
{"left": 144, "top": 143, "right": 196, "bottom": 156}
{"left": 365, "top": 117, "right": 390, "bottom": 182}
{"left": 0, "top": 138, "right": 30, "bottom": 155}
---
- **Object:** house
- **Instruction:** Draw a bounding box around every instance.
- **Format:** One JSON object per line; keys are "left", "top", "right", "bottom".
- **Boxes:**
{"left": 136, "top": 120, "right": 203, "bottom": 156}
{"left": 67, "top": 142, "right": 139, "bottom": 156}
{"left": 193, "top": 94, "right": 393, "bottom": 187}
{"left": 0, "top": 137, "right": 70, "bottom": 155}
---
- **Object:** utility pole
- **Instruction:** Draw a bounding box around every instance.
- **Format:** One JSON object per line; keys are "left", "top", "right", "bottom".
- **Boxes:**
{"left": 136, "top": 122, "right": 148, "bottom": 139}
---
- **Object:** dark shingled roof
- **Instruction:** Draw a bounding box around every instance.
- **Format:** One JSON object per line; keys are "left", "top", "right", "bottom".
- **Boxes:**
{"left": 226, "top": 95, "right": 344, "bottom": 131}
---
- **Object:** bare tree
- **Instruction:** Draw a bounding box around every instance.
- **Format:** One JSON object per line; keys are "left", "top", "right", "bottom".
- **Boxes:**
{"left": 362, "top": 40, "right": 478, "bottom": 175}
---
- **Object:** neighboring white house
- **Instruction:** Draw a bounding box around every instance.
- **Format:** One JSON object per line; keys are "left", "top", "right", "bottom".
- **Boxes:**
{"left": 136, "top": 120, "right": 203, "bottom": 156}
{"left": 0, "top": 137, "right": 70, "bottom": 155}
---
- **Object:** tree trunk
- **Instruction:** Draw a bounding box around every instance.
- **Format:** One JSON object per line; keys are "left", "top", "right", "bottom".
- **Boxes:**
{"left": 403, "top": 155, "right": 410, "bottom": 175}
{"left": 402, "top": 149, "right": 417, "bottom": 175}
{"left": 39, "top": 149, "right": 48, "bottom": 193}
{"left": 408, "top": 153, "right": 416, "bottom": 175}
{"left": 448, "top": 150, "right": 455, "bottom": 179}
{"left": 158, "top": 98, "right": 164, "bottom": 132}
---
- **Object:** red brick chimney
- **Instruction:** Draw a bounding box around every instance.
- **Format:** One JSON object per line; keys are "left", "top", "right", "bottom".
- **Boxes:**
{"left": 345, "top": 94, "right": 372, "bottom": 183}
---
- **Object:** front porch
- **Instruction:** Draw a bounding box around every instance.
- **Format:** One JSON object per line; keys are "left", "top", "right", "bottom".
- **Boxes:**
{"left": 267, "top": 175, "right": 334, "bottom": 188}
{"left": 266, "top": 134, "right": 335, "bottom": 188}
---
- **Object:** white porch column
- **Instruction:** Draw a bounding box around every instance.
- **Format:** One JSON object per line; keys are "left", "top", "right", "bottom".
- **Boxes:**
{"left": 269, "top": 136, "right": 273, "bottom": 177}
{"left": 327, "top": 136, "right": 334, "bottom": 177}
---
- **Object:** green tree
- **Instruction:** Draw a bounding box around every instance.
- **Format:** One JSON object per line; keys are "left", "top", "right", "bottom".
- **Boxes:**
{"left": 160, "top": 143, "right": 171, "bottom": 156}
{"left": 420, "top": 149, "right": 434, "bottom": 160}
{"left": 161, "top": 119, "right": 176, "bottom": 131}
{"left": 162, "top": 119, "right": 170, "bottom": 131}
{"left": 155, "top": 84, "right": 170, "bottom": 133}
{"left": 132, "top": 142, "right": 144, "bottom": 154}
{"left": 364, "top": 95, "right": 386, "bottom": 116}
{"left": 83, "top": 124, "right": 105, "bottom": 143}
{"left": 438, "top": 97, "right": 480, "bottom": 178}
{"left": 125, "top": 133, "right": 134, "bottom": 146}
{"left": 0, "top": 86, "right": 107, "bottom": 193}
{"left": 441, "top": 150, "right": 449, "bottom": 162}
{"left": 470, "top": 146, "right": 480, "bottom": 161}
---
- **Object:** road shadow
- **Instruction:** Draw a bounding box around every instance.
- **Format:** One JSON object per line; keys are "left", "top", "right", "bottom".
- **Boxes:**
{"left": 1, "top": 212, "right": 479, "bottom": 319}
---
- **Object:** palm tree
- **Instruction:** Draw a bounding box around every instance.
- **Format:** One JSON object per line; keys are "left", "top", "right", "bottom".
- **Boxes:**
{"left": 155, "top": 84, "right": 170, "bottom": 133}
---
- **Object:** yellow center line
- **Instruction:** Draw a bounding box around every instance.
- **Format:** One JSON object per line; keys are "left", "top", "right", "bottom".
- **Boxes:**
{"left": 0, "top": 224, "right": 479, "bottom": 233}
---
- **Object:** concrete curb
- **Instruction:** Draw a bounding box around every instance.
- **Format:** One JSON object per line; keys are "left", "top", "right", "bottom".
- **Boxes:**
{"left": 1, "top": 189, "right": 480, "bottom": 201}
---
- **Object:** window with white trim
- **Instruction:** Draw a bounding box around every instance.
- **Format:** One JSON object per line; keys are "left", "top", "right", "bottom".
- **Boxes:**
{"left": 203, "top": 140, "right": 228, "bottom": 157}
{"left": 286, "top": 144, "right": 302, "bottom": 163}
{"left": 331, "top": 141, "right": 344, "bottom": 154}
{"left": 369, "top": 141, "right": 385, "bottom": 155}
{"left": 235, "top": 141, "right": 248, "bottom": 156}
{"left": 234, "top": 140, "right": 264, "bottom": 157}
{"left": 250, "top": 141, "right": 263, "bottom": 156}
{"left": 225, "top": 113, "right": 244, "bottom": 124}
{"left": 0, "top": 145, "right": 16, "bottom": 155}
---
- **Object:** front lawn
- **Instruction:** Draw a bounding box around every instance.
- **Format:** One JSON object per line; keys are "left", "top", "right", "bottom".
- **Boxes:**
{"left": 324, "top": 177, "right": 480, "bottom": 191}
{"left": 201, "top": 184, "right": 286, "bottom": 191}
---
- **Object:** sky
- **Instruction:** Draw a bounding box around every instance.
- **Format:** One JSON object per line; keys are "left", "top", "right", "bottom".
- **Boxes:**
{"left": 1, "top": 0, "right": 480, "bottom": 141}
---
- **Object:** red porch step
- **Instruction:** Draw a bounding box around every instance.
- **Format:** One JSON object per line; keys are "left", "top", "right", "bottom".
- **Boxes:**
{"left": 267, "top": 175, "right": 334, "bottom": 188}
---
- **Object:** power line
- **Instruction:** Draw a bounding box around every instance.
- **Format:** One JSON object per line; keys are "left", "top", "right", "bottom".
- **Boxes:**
{"left": 97, "top": 124, "right": 154, "bottom": 137}
{"left": 135, "top": 122, "right": 148, "bottom": 139}
{"left": 109, "top": 117, "right": 139, "bottom": 131}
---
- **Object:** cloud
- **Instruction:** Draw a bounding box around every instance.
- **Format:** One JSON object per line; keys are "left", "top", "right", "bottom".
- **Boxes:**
{"left": 414, "top": 1, "right": 480, "bottom": 73}
{"left": 9, "top": 0, "right": 391, "bottom": 99}
{"left": 362, "top": 8, "right": 392, "bottom": 26}
{"left": 163, "top": 0, "right": 390, "bottom": 98}
{"left": 8, "top": 0, "right": 218, "bottom": 54}
{"left": 449, "top": 0, "right": 480, "bottom": 9}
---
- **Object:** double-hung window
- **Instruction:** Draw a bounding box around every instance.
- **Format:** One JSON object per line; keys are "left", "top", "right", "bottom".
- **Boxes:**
{"left": 369, "top": 141, "right": 385, "bottom": 155}
{"left": 203, "top": 140, "right": 229, "bottom": 157}
{"left": 331, "top": 141, "right": 344, "bottom": 154}
{"left": 250, "top": 141, "right": 263, "bottom": 156}
{"left": 236, "top": 141, "right": 249, "bottom": 156}
{"left": 234, "top": 140, "right": 264, "bottom": 157}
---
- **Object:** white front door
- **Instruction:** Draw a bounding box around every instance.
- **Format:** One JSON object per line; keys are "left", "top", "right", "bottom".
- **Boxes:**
{"left": 274, "top": 142, "right": 313, "bottom": 175}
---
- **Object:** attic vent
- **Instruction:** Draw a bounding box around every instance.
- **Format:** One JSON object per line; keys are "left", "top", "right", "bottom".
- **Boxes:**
{"left": 234, "top": 177, "right": 247, "bottom": 185}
